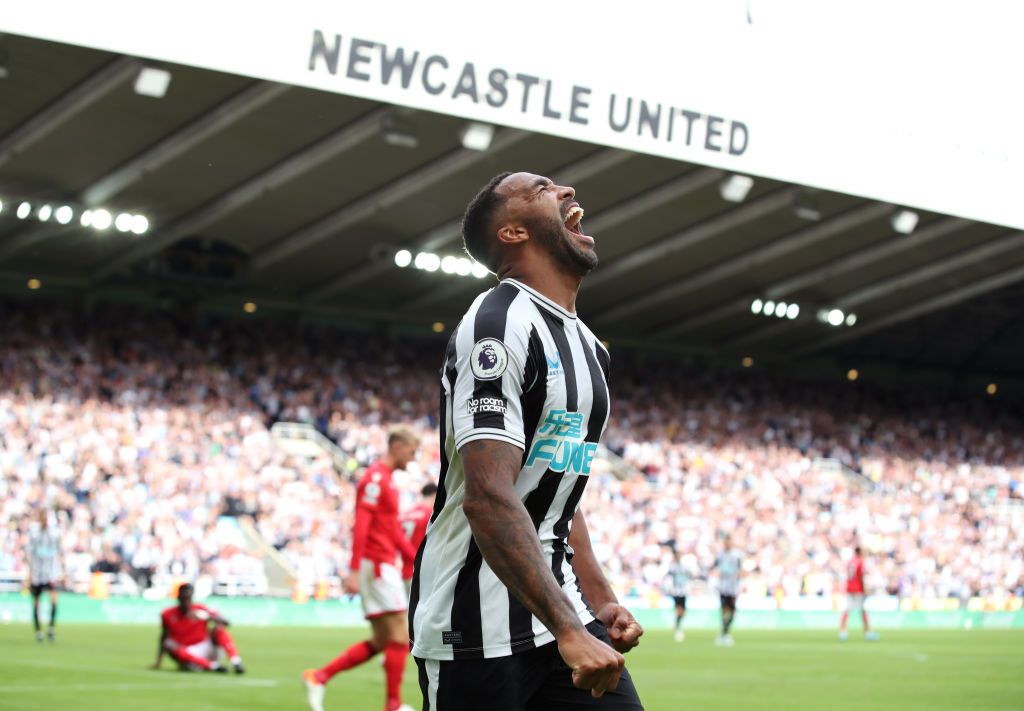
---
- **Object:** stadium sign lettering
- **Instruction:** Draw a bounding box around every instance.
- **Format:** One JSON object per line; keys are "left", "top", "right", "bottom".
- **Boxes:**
{"left": 4, "top": 2, "right": 1020, "bottom": 229}
{"left": 309, "top": 31, "right": 749, "bottom": 156}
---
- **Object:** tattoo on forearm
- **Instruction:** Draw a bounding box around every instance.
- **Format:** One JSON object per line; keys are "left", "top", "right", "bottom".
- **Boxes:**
{"left": 461, "top": 440, "right": 582, "bottom": 637}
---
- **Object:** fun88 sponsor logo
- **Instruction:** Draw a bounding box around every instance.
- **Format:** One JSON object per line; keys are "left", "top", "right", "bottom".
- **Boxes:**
{"left": 525, "top": 409, "right": 597, "bottom": 474}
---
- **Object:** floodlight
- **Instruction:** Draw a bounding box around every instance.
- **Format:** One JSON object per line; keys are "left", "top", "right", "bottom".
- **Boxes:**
{"left": 719, "top": 174, "right": 754, "bottom": 203}
{"left": 134, "top": 67, "right": 172, "bottom": 98}
{"left": 55, "top": 206, "right": 73, "bottom": 224}
{"left": 750, "top": 298, "right": 763, "bottom": 314}
{"left": 460, "top": 122, "right": 495, "bottom": 151}
{"left": 827, "top": 308, "right": 845, "bottom": 326}
{"left": 91, "top": 209, "right": 112, "bottom": 230}
{"left": 394, "top": 249, "right": 412, "bottom": 267}
{"left": 471, "top": 262, "right": 489, "bottom": 278}
{"left": 891, "top": 209, "right": 918, "bottom": 235}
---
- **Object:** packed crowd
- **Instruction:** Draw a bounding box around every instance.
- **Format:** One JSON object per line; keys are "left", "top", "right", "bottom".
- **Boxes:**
{"left": 1, "top": 300, "right": 1021, "bottom": 602}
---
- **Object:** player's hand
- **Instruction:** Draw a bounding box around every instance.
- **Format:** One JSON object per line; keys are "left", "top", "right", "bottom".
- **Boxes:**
{"left": 557, "top": 626, "right": 625, "bottom": 698}
{"left": 343, "top": 571, "right": 360, "bottom": 595}
{"left": 595, "top": 602, "right": 643, "bottom": 653}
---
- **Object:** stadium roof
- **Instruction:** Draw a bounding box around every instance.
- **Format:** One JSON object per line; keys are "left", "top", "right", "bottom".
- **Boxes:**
{"left": 1, "top": 34, "right": 1022, "bottom": 386}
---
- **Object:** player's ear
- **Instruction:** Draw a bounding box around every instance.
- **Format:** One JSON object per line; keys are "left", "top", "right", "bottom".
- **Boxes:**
{"left": 496, "top": 223, "right": 528, "bottom": 246}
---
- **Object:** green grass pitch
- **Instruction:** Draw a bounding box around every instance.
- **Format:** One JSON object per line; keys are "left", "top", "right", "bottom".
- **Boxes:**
{"left": 0, "top": 624, "right": 1021, "bottom": 710}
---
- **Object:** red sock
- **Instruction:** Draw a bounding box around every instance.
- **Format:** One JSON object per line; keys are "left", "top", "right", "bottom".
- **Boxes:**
{"left": 171, "top": 647, "right": 213, "bottom": 670}
{"left": 213, "top": 627, "right": 240, "bottom": 660}
{"left": 316, "top": 640, "right": 377, "bottom": 684}
{"left": 840, "top": 611, "right": 849, "bottom": 630}
{"left": 383, "top": 641, "right": 409, "bottom": 711}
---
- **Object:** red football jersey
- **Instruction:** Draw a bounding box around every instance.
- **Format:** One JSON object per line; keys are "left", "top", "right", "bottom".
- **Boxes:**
{"left": 350, "top": 461, "right": 415, "bottom": 572}
{"left": 399, "top": 502, "right": 433, "bottom": 579}
{"left": 846, "top": 555, "right": 865, "bottom": 594}
{"left": 161, "top": 603, "right": 216, "bottom": 646}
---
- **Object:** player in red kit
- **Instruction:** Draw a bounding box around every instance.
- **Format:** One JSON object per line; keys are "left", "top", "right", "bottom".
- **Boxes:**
{"left": 152, "top": 583, "right": 244, "bottom": 673}
{"left": 400, "top": 483, "right": 437, "bottom": 589}
{"left": 304, "top": 427, "right": 420, "bottom": 711}
{"left": 839, "top": 546, "right": 879, "bottom": 641}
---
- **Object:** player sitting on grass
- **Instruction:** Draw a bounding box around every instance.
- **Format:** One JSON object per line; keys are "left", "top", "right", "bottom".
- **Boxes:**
{"left": 152, "top": 583, "right": 245, "bottom": 673}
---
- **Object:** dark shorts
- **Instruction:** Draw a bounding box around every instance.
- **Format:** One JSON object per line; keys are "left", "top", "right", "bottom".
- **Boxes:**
{"left": 415, "top": 620, "right": 644, "bottom": 711}
{"left": 720, "top": 595, "right": 736, "bottom": 610}
{"left": 30, "top": 583, "right": 55, "bottom": 596}
{"left": 672, "top": 596, "right": 686, "bottom": 610}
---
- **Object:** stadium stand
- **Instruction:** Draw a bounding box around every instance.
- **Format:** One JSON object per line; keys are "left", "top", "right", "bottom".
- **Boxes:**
{"left": 1, "top": 299, "right": 1021, "bottom": 605}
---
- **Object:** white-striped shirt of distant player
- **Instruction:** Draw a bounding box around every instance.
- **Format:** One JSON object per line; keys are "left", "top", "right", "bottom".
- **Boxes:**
{"left": 716, "top": 550, "right": 742, "bottom": 597}
{"left": 410, "top": 279, "right": 610, "bottom": 661}
{"left": 27, "top": 528, "right": 61, "bottom": 585}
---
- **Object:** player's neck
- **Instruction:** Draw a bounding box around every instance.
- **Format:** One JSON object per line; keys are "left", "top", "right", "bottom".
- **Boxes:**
{"left": 500, "top": 262, "right": 583, "bottom": 314}
{"left": 380, "top": 454, "right": 396, "bottom": 470}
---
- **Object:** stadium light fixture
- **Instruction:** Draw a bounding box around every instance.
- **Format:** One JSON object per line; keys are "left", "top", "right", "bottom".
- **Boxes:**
{"left": 394, "top": 249, "right": 412, "bottom": 267}
{"left": 471, "top": 262, "right": 490, "bottom": 279}
{"left": 792, "top": 192, "right": 821, "bottom": 221}
{"left": 763, "top": 300, "right": 776, "bottom": 316}
{"left": 115, "top": 213, "right": 133, "bottom": 232}
{"left": 415, "top": 252, "right": 440, "bottom": 272}
{"left": 441, "top": 255, "right": 459, "bottom": 274}
{"left": 91, "top": 209, "right": 112, "bottom": 230}
{"left": 786, "top": 303, "right": 800, "bottom": 320}
{"left": 134, "top": 67, "right": 172, "bottom": 98}
{"left": 243, "top": 301, "right": 257, "bottom": 313}
{"left": 81, "top": 210, "right": 94, "bottom": 227}
{"left": 454, "top": 257, "right": 472, "bottom": 276}
{"left": 382, "top": 114, "right": 418, "bottom": 149}
{"left": 130, "top": 215, "right": 149, "bottom": 235}
{"left": 750, "top": 298, "right": 763, "bottom": 314}
{"left": 891, "top": 209, "right": 919, "bottom": 235}
{"left": 27, "top": 278, "right": 41, "bottom": 290}
{"left": 432, "top": 321, "right": 445, "bottom": 333}
{"left": 775, "top": 301, "right": 788, "bottom": 318}
{"left": 741, "top": 356, "right": 754, "bottom": 368}
{"left": 827, "top": 308, "right": 845, "bottom": 326}
{"left": 0, "top": 198, "right": 4, "bottom": 215}
{"left": 55, "top": 205, "right": 74, "bottom": 224}
{"left": 845, "top": 313, "right": 857, "bottom": 327}
{"left": 719, "top": 174, "right": 754, "bottom": 203}
{"left": 846, "top": 368, "right": 859, "bottom": 382}
{"left": 16, "top": 201, "right": 31, "bottom": 219}
{"left": 986, "top": 383, "right": 997, "bottom": 396}
{"left": 37, "top": 205, "right": 53, "bottom": 222}
{"left": 459, "top": 122, "right": 495, "bottom": 151}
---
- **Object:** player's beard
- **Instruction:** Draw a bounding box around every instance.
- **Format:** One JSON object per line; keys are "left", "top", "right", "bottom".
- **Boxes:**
{"left": 527, "top": 212, "right": 598, "bottom": 277}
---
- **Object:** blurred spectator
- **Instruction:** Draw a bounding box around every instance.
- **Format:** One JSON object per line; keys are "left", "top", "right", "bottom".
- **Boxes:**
{"left": 0, "top": 299, "right": 1020, "bottom": 603}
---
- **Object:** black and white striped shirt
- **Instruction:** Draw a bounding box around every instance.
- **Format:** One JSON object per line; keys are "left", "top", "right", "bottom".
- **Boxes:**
{"left": 27, "top": 527, "right": 61, "bottom": 586}
{"left": 410, "top": 278, "right": 611, "bottom": 660}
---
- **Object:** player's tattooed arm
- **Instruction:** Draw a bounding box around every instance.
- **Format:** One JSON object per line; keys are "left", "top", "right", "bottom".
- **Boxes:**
{"left": 461, "top": 439, "right": 584, "bottom": 638}
{"left": 567, "top": 509, "right": 617, "bottom": 612}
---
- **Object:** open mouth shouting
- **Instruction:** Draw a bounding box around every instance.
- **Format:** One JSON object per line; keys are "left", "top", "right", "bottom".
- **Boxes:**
{"left": 563, "top": 202, "right": 594, "bottom": 245}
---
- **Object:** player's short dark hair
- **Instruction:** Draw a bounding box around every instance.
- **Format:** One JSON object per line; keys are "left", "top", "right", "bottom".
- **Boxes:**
{"left": 178, "top": 583, "right": 194, "bottom": 599}
{"left": 462, "top": 172, "right": 513, "bottom": 273}
{"left": 421, "top": 483, "right": 438, "bottom": 497}
{"left": 854, "top": 545, "right": 862, "bottom": 554}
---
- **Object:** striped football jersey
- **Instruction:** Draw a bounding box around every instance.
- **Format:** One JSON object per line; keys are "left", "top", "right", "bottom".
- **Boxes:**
{"left": 410, "top": 279, "right": 610, "bottom": 660}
